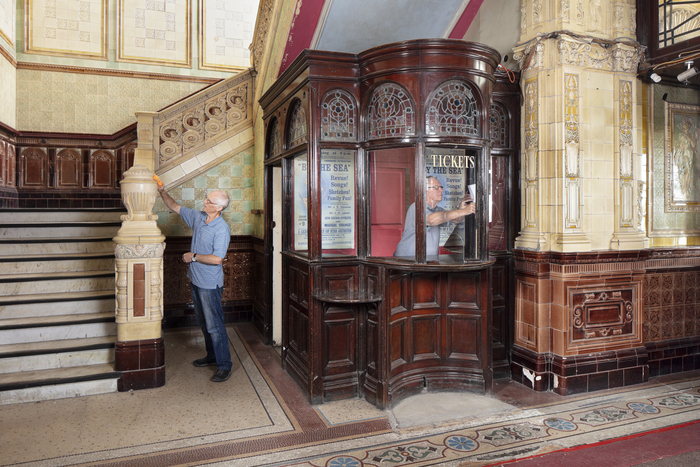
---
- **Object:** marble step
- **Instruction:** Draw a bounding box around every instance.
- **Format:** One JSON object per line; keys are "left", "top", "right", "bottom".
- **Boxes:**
{"left": 0, "top": 296, "right": 114, "bottom": 320}
{"left": 0, "top": 289, "right": 114, "bottom": 307}
{"left": 0, "top": 254, "right": 114, "bottom": 275}
{"left": 0, "top": 364, "right": 120, "bottom": 405}
{"left": 0, "top": 238, "right": 114, "bottom": 255}
{"left": 0, "top": 209, "right": 125, "bottom": 222}
{"left": 0, "top": 313, "right": 116, "bottom": 345}
{"left": 0, "top": 271, "right": 114, "bottom": 296}
{"left": 0, "top": 336, "right": 116, "bottom": 359}
{"left": 0, "top": 347, "right": 114, "bottom": 374}
{"left": 0, "top": 223, "right": 121, "bottom": 238}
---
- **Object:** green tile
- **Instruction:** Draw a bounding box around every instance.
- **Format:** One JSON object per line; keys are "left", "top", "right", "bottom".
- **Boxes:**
{"left": 243, "top": 153, "right": 255, "bottom": 165}
{"left": 230, "top": 188, "right": 242, "bottom": 200}
{"left": 242, "top": 200, "right": 254, "bottom": 212}
{"left": 195, "top": 176, "right": 207, "bottom": 188}
{"left": 243, "top": 224, "right": 254, "bottom": 235}
{"left": 181, "top": 187, "right": 194, "bottom": 201}
{"left": 231, "top": 165, "right": 242, "bottom": 177}
{"left": 218, "top": 177, "right": 231, "bottom": 188}
{"left": 230, "top": 212, "right": 242, "bottom": 223}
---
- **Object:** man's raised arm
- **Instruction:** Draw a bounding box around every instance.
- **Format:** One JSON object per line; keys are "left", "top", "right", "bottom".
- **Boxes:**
{"left": 158, "top": 186, "right": 182, "bottom": 215}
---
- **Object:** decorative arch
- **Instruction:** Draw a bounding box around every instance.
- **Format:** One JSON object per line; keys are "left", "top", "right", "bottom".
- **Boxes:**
{"left": 490, "top": 102, "right": 509, "bottom": 148}
{"left": 20, "top": 147, "right": 48, "bottom": 188}
{"left": 367, "top": 82, "right": 415, "bottom": 139}
{"left": 425, "top": 80, "right": 480, "bottom": 137}
{"left": 56, "top": 149, "right": 82, "bottom": 188}
{"left": 267, "top": 117, "right": 282, "bottom": 159}
{"left": 90, "top": 150, "right": 115, "bottom": 189}
{"left": 321, "top": 88, "right": 357, "bottom": 141}
{"left": 287, "top": 98, "right": 307, "bottom": 148}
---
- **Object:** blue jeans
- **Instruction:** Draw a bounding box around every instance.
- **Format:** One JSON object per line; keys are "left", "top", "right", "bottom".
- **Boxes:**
{"left": 190, "top": 284, "right": 232, "bottom": 370}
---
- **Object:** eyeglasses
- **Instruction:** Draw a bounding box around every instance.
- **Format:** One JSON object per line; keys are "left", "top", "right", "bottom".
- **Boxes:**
{"left": 426, "top": 186, "right": 444, "bottom": 191}
{"left": 204, "top": 198, "right": 217, "bottom": 205}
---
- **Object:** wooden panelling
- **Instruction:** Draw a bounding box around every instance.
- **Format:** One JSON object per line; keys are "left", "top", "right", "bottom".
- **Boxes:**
{"left": 56, "top": 149, "right": 81, "bottom": 188}
{"left": 411, "top": 314, "right": 440, "bottom": 361}
{"left": 413, "top": 273, "right": 440, "bottom": 308}
{"left": 20, "top": 148, "right": 47, "bottom": 188}
{"left": 446, "top": 314, "right": 480, "bottom": 361}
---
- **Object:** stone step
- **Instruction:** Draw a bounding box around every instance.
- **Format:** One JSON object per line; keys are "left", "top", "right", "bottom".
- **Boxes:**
{"left": 0, "top": 209, "right": 125, "bottom": 222}
{"left": 0, "top": 290, "right": 115, "bottom": 308}
{"left": 0, "top": 313, "right": 116, "bottom": 345}
{"left": 0, "top": 254, "right": 114, "bottom": 275}
{"left": 0, "top": 271, "right": 114, "bottom": 296}
{"left": 0, "top": 296, "right": 114, "bottom": 320}
{"left": 0, "top": 336, "right": 116, "bottom": 359}
{"left": 0, "top": 223, "right": 121, "bottom": 238}
{"left": 0, "top": 238, "right": 114, "bottom": 255}
{"left": 0, "top": 347, "right": 114, "bottom": 374}
{"left": 0, "top": 364, "right": 120, "bottom": 405}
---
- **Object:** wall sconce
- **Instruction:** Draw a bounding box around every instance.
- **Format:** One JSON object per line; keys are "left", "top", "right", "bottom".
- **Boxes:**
{"left": 678, "top": 60, "right": 698, "bottom": 83}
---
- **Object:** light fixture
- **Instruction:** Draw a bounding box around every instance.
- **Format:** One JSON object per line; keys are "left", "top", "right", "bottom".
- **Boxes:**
{"left": 677, "top": 60, "right": 698, "bottom": 82}
{"left": 646, "top": 69, "right": 662, "bottom": 83}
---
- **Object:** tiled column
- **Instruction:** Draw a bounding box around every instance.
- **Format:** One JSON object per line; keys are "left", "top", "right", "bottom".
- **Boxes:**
{"left": 113, "top": 165, "right": 166, "bottom": 391}
{"left": 512, "top": 0, "right": 649, "bottom": 395}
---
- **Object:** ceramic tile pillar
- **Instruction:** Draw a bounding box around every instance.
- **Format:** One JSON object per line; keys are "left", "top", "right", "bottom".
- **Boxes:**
{"left": 512, "top": 0, "right": 649, "bottom": 395}
{"left": 113, "top": 164, "right": 166, "bottom": 391}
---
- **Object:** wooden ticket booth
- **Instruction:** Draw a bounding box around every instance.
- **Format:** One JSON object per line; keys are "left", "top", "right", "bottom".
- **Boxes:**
{"left": 260, "top": 39, "right": 516, "bottom": 409}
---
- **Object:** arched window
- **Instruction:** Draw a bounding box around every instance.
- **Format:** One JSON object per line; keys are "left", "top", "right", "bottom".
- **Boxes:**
{"left": 426, "top": 80, "right": 479, "bottom": 136}
{"left": 367, "top": 83, "right": 415, "bottom": 139}
{"left": 321, "top": 89, "right": 357, "bottom": 141}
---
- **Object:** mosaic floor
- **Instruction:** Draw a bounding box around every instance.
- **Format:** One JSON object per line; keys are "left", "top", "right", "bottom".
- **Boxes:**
{"left": 2, "top": 324, "right": 700, "bottom": 467}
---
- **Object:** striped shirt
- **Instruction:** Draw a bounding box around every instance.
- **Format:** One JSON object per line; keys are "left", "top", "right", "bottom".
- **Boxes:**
{"left": 180, "top": 207, "right": 230, "bottom": 289}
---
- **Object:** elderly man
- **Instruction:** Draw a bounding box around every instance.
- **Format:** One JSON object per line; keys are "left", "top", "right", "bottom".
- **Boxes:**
{"left": 158, "top": 186, "right": 233, "bottom": 382}
{"left": 394, "top": 176, "right": 475, "bottom": 257}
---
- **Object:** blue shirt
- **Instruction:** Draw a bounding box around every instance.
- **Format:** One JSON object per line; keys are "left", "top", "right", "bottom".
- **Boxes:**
{"left": 394, "top": 203, "right": 444, "bottom": 257}
{"left": 179, "top": 207, "right": 230, "bottom": 289}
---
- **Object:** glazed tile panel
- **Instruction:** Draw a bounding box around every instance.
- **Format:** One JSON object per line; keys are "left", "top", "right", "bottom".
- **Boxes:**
{"left": 644, "top": 271, "right": 700, "bottom": 342}
{"left": 0, "top": 0, "right": 14, "bottom": 47}
{"left": 200, "top": 0, "right": 258, "bottom": 71}
{"left": 118, "top": 0, "right": 191, "bottom": 66}
{"left": 26, "top": 0, "right": 106, "bottom": 58}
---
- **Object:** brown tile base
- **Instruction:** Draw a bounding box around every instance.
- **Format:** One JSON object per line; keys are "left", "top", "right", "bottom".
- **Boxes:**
{"left": 115, "top": 337, "right": 165, "bottom": 391}
{"left": 511, "top": 345, "right": 650, "bottom": 395}
{"left": 647, "top": 337, "right": 700, "bottom": 378}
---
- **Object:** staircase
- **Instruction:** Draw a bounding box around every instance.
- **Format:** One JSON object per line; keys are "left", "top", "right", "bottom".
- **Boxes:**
{"left": 0, "top": 209, "right": 123, "bottom": 405}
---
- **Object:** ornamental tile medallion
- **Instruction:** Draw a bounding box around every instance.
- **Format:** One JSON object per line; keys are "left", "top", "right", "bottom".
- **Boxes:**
{"left": 477, "top": 423, "right": 548, "bottom": 446}
{"left": 572, "top": 407, "right": 636, "bottom": 426}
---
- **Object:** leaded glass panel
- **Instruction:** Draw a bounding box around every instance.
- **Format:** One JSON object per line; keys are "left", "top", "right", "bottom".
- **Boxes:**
{"left": 368, "top": 83, "right": 415, "bottom": 140}
{"left": 659, "top": 1, "right": 700, "bottom": 48}
{"left": 268, "top": 118, "right": 282, "bottom": 158}
{"left": 426, "top": 80, "right": 479, "bottom": 137}
{"left": 321, "top": 89, "right": 357, "bottom": 141}
{"left": 490, "top": 103, "right": 508, "bottom": 148}
{"left": 288, "top": 100, "right": 307, "bottom": 148}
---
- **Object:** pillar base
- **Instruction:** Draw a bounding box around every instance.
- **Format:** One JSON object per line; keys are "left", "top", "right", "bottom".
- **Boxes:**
{"left": 610, "top": 231, "right": 648, "bottom": 250}
{"left": 115, "top": 337, "right": 165, "bottom": 391}
{"left": 511, "top": 345, "right": 649, "bottom": 395}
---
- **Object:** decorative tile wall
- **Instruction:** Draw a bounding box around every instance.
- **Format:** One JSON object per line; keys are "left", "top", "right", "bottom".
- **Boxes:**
{"left": 117, "top": 0, "right": 190, "bottom": 67}
{"left": 25, "top": 0, "right": 106, "bottom": 59}
{"left": 649, "top": 84, "right": 700, "bottom": 244}
{"left": 15, "top": 68, "right": 208, "bottom": 133}
{"left": 0, "top": 0, "right": 14, "bottom": 47}
{"left": 0, "top": 53, "right": 15, "bottom": 127}
{"left": 200, "top": 0, "right": 258, "bottom": 71}
{"left": 644, "top": 270, "right": 700, "bottom": 342}
{"left": 154, "top": 146, "right": 256, "bottom": 236}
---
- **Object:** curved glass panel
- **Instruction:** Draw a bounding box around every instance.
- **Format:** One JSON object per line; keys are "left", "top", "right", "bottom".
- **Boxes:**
{"left": 368, "top": 83, "right": 415, "bottom": 139}
{"left": 291, "top": 152, "right": 309, "bottom": 254}
{"left": 321, "top": 89, "right": 357, "bottom": 141}
{"left": 426, "top": 80, "right": 479, "bottom": 137}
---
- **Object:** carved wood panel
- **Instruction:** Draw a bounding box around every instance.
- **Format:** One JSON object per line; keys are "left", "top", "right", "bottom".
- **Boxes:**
{"left": 571, "top": 288, "right": 635, "bottom": 342}
{"left": 5, "top": 143, "right": 15, "bottom": 187}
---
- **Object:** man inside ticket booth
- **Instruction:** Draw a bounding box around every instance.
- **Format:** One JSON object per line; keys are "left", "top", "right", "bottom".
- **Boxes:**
{"left": 394, "top": 176, "right": 475, "bottom": 257}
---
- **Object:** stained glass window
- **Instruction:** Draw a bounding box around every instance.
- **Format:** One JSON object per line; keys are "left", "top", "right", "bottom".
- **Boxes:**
{"left": 659, "top": 1, "right": 700, "bottom": 48}
{"left": 321, "top": 89, "right": 357, "bottom": 141}
{"left": 490, "top": 103, "right": 508, "bottom": 148}
{"left": 426, "top": 80, "right": 479, "bottom": 137}
{"left": 268, "top": 118, "right": 281, "bottom": 159}
{"left": 288, "top": 100, "right": 307, "bottom": 148}
{"left": 368, "top": 83, "right": 415, "bottom": 140}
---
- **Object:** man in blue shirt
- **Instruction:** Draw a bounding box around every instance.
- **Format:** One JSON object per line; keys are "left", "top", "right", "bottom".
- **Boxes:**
{"left": 159, "top": 186, "right": 233, "bottom": 382}
{"left": 394, "top": 176, "right": 475, "bottom": 257}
